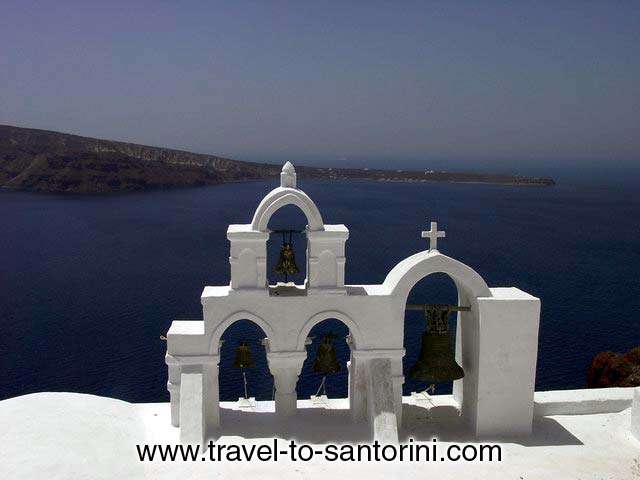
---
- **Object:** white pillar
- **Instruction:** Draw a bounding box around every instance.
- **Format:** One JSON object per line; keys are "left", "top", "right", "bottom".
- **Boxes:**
{"left": 348, "top": 353, "right": 367, "bottom": 422}
{"left": 632, "top": 387, "right": 640, "bottom": 441}
{"left": 347, "top": 359, "right": 351, "bottom": 398}
{"left": 179, "top": 366, "right": 205, "bottom": 445}
{"left": 473, "top": 289, "right": 541, "bottom": 437}
{"left": 174, "top": 355, "right": 220, "bottom": 445}
{"left": 350, "top": 349, "right": 405, "bottom": 429}
{"left": 306, "top": 226, "right": 349, "bottom": 294}
{"left": 267, "top": 351, "right": 306, "bottom": 416}
{"left": 227, "top": 226, "right": 269, "bottom": 291}
{"left": 391, "top": 369, "right": 404, "bottom": 426}
{"left": 452, "top": 291, "right": 472, "bottom": 408}
{"left": 165, "top": 354, "right": 181, "bottom": 427}
{"left": 347, "top": 335, "right": 366, "bottom": 422}
{"left": 168, "top": 384, "right": 180, "bottom": 427}
{"left": 367, "top": 358, "right": 399, "bottom": 444}
{"left": 203, "top": 358, "right": 220, "bottom": 434}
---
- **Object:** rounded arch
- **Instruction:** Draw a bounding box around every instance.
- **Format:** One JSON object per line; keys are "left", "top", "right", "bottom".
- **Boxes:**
{"left": 401, "top": 272, "right": 463, "bottom": 396}
{"left": 251, "top": 187, "right": 324, "bottom": 232}
{"left": 208, "top": 311, "right": 276, "bottom": 354}
{"left": 382, "top": 251, "right": 491, "bottom": 304}
{"left": 297, "top": 310, "right": 363, "bottom": 350}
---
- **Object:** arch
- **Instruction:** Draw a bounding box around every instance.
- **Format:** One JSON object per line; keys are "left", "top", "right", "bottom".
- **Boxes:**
{"left": 251, "top": 187, "right": 325, "bottom": 232}
{"left": 297, "top": 310, "right": 363, "bottom": 350}
{"left": 382, "top": 251, "right": 491, "bottom": 303}
{"left": 208, "top": 311, "right": 276, "bottom": 354}
{"left": 401, "top": 271, "right": 463, "bottom": 397}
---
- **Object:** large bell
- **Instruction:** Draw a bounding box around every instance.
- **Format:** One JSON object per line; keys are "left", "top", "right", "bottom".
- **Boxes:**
{"left": 313, "top": 334, "right": 341, "bottom": 375}
{"left": 274, "top": 243, "right": 300, "bottom": 277}
{"left": 233, "top": 341, "right": 256, "bottom": 369}
{"left": 410, "top": 331, "right": 464, "bottom": 383}
{"left": 409, "top": 305, "right": 464, "bottom": 383}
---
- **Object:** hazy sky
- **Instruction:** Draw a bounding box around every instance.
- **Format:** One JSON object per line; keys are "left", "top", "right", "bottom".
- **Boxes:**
{"left": 1, "top": 1, "right": 639, "bottom": 174}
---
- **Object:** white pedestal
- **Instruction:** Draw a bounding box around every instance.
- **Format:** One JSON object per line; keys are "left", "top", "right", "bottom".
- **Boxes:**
{"left": 411, "top": 391, "right": 433, "bottom": 408}
{"left": 310, "top": 395, "right": 329, "bottom": 407}
{"left": 238, "top": 397, "right": 256, "bottom": 409}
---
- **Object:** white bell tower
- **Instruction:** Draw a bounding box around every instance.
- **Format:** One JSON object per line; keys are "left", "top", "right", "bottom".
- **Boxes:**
{"left": 226, "top": 162, "right": 348, "bottom": 294}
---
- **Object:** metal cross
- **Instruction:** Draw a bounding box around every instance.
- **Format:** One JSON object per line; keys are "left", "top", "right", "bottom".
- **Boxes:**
{"left": 421, "top": 221, "right": 445, "bottom": 251}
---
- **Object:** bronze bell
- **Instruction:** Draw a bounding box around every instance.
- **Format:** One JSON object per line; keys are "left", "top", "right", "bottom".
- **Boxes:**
{"left": 274, "top": 243, "right": 300, "bottom": 276}
{"left": 233, "top": 341, "right": 256, "bottom": 369}
{"left": 410, "top": 304, "right": 464, "bottom": 383}
{"left": 313, "top": 333, "right": 341, "bottom": 375}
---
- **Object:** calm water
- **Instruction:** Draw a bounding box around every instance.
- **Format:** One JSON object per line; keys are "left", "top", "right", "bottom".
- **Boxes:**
{"left": 1, "top": 179, "right": 639, "bottom": 402}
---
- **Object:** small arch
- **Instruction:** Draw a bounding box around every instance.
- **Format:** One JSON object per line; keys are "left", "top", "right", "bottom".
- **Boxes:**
{"left": 298, "top": 317, "right": 352, "bottom": 399}
{"left": 217, "top": 318, "right": 272, "bottom": 401}
{"left": 266, "top": 203, "right": 309, "bottom": 285}
{"left": 386, "top": 254, "right": 486, "bottom": 420}
{"left": 251, "top": 188, "right": 325, "bottom": 232}
{"left": 297, "top": 310, "right": 362, "bottom": 350}
{"left": 208, "top": 311, "right": 276, "bottom": 354}
{"left": 382, "top": 251, "right": 491, "bottom": 303}
{"left": 402, "top": 273, "right": 460, "bottom": 396}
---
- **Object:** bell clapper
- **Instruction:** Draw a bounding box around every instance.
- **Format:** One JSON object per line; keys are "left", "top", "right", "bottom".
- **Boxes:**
{"left": 242, "top": 368, "right": 249, "bottom": 400}
{"left": 315, "top": 376, "right": 327, "bottom": 397}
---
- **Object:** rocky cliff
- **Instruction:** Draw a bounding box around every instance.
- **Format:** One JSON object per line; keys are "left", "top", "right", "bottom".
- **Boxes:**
{"left": 587, "top": 347, "right": 640, "bottom": 388}
{"left": 0, "top": 125, "right": 555, "bottom": 193}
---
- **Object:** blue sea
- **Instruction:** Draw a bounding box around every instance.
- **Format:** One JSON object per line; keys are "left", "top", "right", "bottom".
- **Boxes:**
{"left": 1, "top": 178, "right": 639, "bottom": 402}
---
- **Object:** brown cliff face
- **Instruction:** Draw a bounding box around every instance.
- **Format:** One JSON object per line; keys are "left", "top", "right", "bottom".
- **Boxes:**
{"left": 587, "top": 347, "right": 640, "bottom": 388}
{"left": 0, "top": 124, "right": 555, "bottom": 194}
{"left": 0, "top": 125, "right": 279, "bottom": 193}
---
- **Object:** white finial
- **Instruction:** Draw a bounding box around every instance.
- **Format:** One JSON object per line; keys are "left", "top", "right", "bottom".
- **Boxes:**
{"left": 421, "top": 221, "right": 445, "bottom": 252}
{"left": 280, "top": 161, "right": 297, "bottom": 188}
{"left": 282, "top": 161, "right": 295, "bottom": 173}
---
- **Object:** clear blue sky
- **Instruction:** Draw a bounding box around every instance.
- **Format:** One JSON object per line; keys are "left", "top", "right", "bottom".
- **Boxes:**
{"left": 1, "top": 0, "right": 638, "bottom": 175}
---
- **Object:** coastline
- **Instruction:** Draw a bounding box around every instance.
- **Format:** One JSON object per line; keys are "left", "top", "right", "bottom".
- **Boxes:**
{"left": 1, "top": 124, "right": 554, "bottom": 194}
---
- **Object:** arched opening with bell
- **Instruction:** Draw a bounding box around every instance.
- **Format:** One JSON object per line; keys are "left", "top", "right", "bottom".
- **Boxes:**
{"left": 266, "top": 204, "right": 309, "bottom": 288}
{"left": 218, "top": 319, "right": 272, "bottom": 408}
{"left": 402, "top": 272, "right": 466, "bottom": 424}
{"left": 298, "top": 318, "right": 351, "bottom": 405}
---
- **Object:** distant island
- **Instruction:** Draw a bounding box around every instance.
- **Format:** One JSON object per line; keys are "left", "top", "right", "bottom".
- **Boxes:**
{"left": 0, "top": 125, "right": 554, "bottom": 193}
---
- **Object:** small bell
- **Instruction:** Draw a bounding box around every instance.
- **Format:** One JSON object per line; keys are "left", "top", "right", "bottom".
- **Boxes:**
{"left": 233, "top": 341, "right": 256, "bottom": 369}
{"left": 313, "top": 333, "right": 341, "bottom": 375}
{"left": 410, "top": 304, "right": 464, "bottom": 383}
{"left": 274, "top": 243, "right": 300, "bottom": 277}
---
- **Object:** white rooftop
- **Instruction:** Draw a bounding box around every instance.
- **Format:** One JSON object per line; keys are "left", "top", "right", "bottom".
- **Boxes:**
{"left": 1, "top": 389, "right": 638, "bottom": 480}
